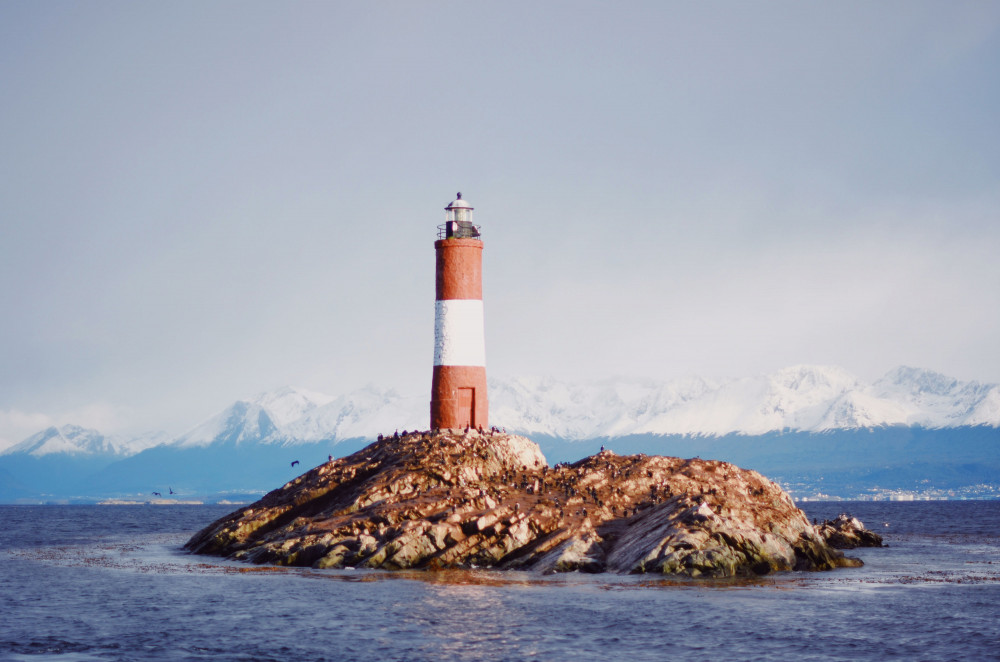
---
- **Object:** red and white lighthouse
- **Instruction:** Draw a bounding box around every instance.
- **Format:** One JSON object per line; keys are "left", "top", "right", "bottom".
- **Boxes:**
{"left": 431, "top": 193, "right": 488, "bottom": 430}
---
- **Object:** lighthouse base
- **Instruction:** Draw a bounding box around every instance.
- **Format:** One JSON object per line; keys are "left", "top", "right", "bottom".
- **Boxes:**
{"left": 431, "top": 365, "right": 488, "bottom": 430}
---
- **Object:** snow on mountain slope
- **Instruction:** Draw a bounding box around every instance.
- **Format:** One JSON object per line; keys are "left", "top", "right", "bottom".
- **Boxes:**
{"left": 870, "top": 366, "right": 1000, "bottom": 427}
{"left": 813, "top": 391, "right": 912, "bottom": 430}
{"left": 253, "top": 386, "right": 335, "bottom": 426}
{"left": 966, "top": 388, "right": 1000, "bottom": 427}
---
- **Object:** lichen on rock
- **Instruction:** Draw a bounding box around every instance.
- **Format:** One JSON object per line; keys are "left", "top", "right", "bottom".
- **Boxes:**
{"left": 185, "top": 430, "right": 868, "bottom": 577}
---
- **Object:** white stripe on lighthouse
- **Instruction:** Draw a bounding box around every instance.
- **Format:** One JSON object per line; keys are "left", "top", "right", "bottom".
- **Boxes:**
{"left": 433, "top": 299, "right": 486, "bottom": 367}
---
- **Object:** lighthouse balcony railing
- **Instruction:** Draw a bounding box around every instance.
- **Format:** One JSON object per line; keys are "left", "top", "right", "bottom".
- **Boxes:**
{"left": 437, "top": 222, "right": 482, "bottom": 240}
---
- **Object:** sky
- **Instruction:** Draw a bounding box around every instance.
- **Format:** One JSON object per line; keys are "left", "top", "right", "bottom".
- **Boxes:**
{"left": 1, "top": 1, "right": 999, "bottom": 449}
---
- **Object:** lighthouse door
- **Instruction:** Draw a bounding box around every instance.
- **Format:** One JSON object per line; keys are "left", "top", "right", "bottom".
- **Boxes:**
{"left": 457, "top": 388, "right": 475, "bottom": 428}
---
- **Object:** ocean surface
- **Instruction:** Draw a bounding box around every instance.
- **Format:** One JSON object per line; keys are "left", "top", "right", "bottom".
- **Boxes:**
{"left": 1, "top": 501, "right": 999, "bottom": 662}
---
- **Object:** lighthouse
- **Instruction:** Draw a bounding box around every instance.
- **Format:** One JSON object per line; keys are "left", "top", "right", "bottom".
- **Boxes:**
{"left": 431, "top": 193, "right": 488, "bottom": 430}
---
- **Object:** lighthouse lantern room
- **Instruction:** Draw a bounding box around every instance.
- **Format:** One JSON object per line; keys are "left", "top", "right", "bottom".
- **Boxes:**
{"left": 439, "top": 192, "right": 480, "bottom": 239}
{"left": 431, "top": 193, "right": 488, "bottom": 430}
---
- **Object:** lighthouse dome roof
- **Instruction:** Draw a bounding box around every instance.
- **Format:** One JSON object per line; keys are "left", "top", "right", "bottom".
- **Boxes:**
{"left": 445, "top": 193, "right": 473, "bottom": 210}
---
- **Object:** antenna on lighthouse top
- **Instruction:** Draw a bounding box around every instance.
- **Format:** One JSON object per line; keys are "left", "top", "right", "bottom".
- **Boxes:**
{"left": 441, "top": 192, "right": 480, "bottom": 239}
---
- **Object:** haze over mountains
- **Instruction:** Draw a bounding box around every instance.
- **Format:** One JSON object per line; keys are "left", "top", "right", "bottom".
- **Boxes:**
{"left": 2, "top": 365, "right": 998, "bottom": 502}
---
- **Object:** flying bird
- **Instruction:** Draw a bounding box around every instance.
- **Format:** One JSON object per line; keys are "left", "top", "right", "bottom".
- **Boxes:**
{"left": 169, "top": 487, "right": 175, "bottom": 495}
{"left": 152, "top": 492, "right": 161, "bottom": 497}
{"left": 291, "top": 460, "right": 299, "bottom": 467}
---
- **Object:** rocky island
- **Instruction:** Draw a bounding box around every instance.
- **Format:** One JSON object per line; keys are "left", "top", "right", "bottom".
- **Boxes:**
{"left": 186, "top": 430, "right": 877, "bottom": 577}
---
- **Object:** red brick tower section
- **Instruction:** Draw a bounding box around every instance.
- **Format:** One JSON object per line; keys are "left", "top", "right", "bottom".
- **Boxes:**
{"left": 431, "top": 193, "right": 488, "bottom": 431}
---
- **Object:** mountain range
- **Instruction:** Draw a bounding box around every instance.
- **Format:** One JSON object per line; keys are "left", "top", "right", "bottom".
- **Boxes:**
{"left": 2, "top": 365, "right": 998, "bottom": 502}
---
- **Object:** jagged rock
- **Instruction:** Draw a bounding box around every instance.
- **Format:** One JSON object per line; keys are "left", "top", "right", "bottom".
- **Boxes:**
{"left": 185, "top": 430, "right": 863, "bottom": 577}
{"left": 817, "top": 513, "right": 885, "bottom": 549}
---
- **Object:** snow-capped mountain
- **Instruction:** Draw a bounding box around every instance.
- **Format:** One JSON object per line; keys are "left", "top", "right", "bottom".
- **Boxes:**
{"left": 7, "top": 365, "right": 1000, "bottom": 457}
{"left": 1, "top": 424, "right": 165, "bottom": 458}
{"left": 491, "top": 365, "right": 1000, "bottom": 438}
{"left": 170, "top": 386, "right": 335, "bottom": 448}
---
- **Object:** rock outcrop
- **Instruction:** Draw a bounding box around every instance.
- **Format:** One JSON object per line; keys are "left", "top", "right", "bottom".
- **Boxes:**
{"left": 186, "top": 430, "right": 864, "bottom": 577}
{"left": 816, "top": 513, "right": 885, "bottom": 549}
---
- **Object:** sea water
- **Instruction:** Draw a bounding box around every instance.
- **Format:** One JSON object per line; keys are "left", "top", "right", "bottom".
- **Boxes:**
{"left": 1, "top": 502, "right": 998, "bottom": 662}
